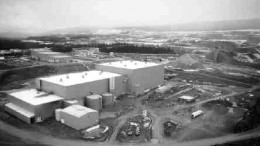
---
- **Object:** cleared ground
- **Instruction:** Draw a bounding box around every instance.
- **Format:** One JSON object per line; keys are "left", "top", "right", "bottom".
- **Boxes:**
{"left": 0, "top": 53, "right": 260, "bottom": 146}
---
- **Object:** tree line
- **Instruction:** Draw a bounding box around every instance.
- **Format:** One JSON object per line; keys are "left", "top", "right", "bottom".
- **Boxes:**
{"left": 0, "top": 39, "right": 188, "bottom": 54}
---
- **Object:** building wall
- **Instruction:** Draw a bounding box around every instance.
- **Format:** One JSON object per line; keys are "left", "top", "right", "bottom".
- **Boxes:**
{"left": 96, "top": 64, "right": 133, "bottom": 93}
{"left": 96, "top": 64, "right": 164, "bottom": 95}
{"left": 38, "top": 75, "right": 126, "bottom": 100}
{"left": 130, "top": 65, "right": 164, "bottom": 94}
{"left": 34, "top": 100, "right": 62, "bottom": 120}
{"left": 65, "top": 79, "right": 109, "bottom": 100}
{"left": 112, "top": 75, "right": 127, "bottom": 96}
{"left": 4, "top": 104, "right": 33, "bottom": 124}
{"left": 8, "top": 96, "right": 35, "bottom": 113}
{"left": 37, "top": 79, "right": 67, "bottom": 97}
{"left": 65, "top": 75, "right": 127, "bottom": 99}
{"left": 60, "top": 111, "right": 99, "bottom": 130}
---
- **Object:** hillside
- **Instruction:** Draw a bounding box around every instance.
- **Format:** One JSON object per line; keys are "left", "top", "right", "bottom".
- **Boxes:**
{"left": 122, "top": 18, "right": 260, "bottom": 32}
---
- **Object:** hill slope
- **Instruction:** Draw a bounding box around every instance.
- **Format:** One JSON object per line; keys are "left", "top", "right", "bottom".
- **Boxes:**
{"left": 121, "top": 18, "right": 260, "bottom": 32}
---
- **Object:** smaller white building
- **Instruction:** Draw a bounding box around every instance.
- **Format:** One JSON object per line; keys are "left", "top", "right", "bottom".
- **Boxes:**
{"left": 59, "top": 105, "right": 99, "bottom": 130}
{"left": 178, "top": 95, "right": 196, "bottom": 103}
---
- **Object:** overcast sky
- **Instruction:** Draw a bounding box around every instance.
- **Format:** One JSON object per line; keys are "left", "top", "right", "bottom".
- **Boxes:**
{"left": 0, "top": 0, "right": 260, "bottom": 33}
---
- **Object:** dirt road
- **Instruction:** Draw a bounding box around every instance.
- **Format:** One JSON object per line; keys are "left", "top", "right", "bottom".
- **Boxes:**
{"left": 1, "top": 120, "right": 260, "bottom": 146}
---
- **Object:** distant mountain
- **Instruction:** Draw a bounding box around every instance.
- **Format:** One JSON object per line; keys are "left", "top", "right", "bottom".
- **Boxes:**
{"left": 42, "top": 26, "right": 100, "bottom": 35}
{"left": 27, "top": 18, "right": 260, "bottom": 37}
{"left": 1, "top": 18, "right": 260, "bottom": 39}
{"left": 119, "top": 18, "right": 260, "bottom": 32}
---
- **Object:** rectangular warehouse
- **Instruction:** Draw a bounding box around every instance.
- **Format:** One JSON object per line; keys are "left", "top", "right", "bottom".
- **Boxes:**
{"left": 35, "top": 70, "right": 127, "bottom": 100}
{"left": 5, "top": 89, "right": 63, "bottom": 124}
{"left": 59, "top": 105, "right": 99, "bottom": 130}
{"left": 96, "top": 60, "right": 164, "bottom": 95}
{"left": 31, "top": 48, "right": 72, "bottom": 63}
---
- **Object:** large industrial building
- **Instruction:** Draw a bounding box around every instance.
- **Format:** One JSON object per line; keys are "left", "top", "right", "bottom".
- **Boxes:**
{"left": 31, "top": 48, "right": 72, "bottom": 63}
{"left": 35, "top": 70, "right": 127, "bottom": 99}
{"left": 96, "top": 60, "right": 164, "bottom": 95}
{"left": 5, "top": 89, "right": 63, "bottom": 124}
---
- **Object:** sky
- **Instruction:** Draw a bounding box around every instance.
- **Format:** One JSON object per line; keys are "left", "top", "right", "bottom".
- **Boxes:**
{"left": 0, "top": 0, "right": 260, "bottom": 33}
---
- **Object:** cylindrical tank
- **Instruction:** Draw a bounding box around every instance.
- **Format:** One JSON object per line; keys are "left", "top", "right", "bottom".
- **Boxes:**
{"left": 85, "top": 94, "right": 102, "bottom": 110}
{"left": 102, "top": 93, "right": 114, "bottom": 107}
{"left": 55, "top": 108, "right": 62, "bottom": 121}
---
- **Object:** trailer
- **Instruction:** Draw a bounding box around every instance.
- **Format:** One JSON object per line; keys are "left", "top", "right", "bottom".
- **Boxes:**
{"left": 191, "top": 110, "right": 204, "bottom": 119}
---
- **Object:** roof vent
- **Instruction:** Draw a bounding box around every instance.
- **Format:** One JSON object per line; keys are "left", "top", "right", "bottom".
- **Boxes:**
{"left": 99, "top": 70, "right": 103, "bottom": 75}
{"left": 135, "top": 63, "right": 137, "bottom": 65}
{"left": 109, "top": 62, "right": 111, "bottom": 65}
{"left": 60, "top": 78, "right": 63, "bottom": 82}
{"left": 82, "top": 75, "right": 85, "bottom": 78}
{"left": 85, "top": 72, "right": 88, "bottom": 75}
{"left": 124, "top": 64, "right": 127, "bottom": 67}
{"left": 120, "top": 61, "right": 122, "bottom": 63}
{"left": 66, "top": 75, "right": 69, "bottom": 79}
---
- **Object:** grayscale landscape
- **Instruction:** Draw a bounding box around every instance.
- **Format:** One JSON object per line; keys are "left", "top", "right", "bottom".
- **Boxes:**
{"left": 0, "top": 0, "right": 260, "bottom": 146}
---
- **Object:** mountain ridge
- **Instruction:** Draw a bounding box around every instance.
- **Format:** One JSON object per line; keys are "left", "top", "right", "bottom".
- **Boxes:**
{"left": 1, "top": 18, "right": 260, "bottom": 39}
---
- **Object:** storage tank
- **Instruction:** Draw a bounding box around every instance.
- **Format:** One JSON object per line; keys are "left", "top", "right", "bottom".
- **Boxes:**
{"left": 85, "top": 94, "right": 102, "bottom": 110}
{"left": 102, "top": 93, "right": 114, "bottom": 107}
{"left": 55, "top": 108, "right": 62, "bottom": 121}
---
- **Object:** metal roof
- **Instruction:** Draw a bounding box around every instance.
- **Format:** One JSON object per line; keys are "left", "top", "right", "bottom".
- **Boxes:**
{"left": 9, "top": 89, "right": 63, "bottom": 106}
{"left": 39, "top": 70, "right": 122, "bottom": 86}
{"left": 61, "top": 105, "right": 97, "bottom": 118}
{"left": 99, "top": 60, "right": 159, "bottom": 70}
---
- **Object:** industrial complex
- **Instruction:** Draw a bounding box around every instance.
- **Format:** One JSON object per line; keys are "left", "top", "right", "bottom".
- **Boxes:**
{"left": 1, "top": 29, "right": 260, "bottom": 145}
{"left": 4, "top": 60, "right": 164, "bottom": 130}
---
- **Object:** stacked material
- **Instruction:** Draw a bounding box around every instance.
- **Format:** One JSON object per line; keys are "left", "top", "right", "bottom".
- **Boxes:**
{"left": 168, "top": 54, "right": 205, "bottom": 69}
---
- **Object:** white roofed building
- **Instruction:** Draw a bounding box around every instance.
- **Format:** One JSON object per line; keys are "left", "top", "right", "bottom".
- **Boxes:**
{"left": 178, "top": 95, "right": 196, "bottom": 103}
{"left": 59, "top": 105, "right": 99, "bottom": 130}
{"left": 5, "top": 89, "right": 63, "bottom": 124}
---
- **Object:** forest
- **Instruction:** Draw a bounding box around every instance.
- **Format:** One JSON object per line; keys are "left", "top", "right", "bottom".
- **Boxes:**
{"left": 0, "top": 39, "right": 189, "bottom": 54}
